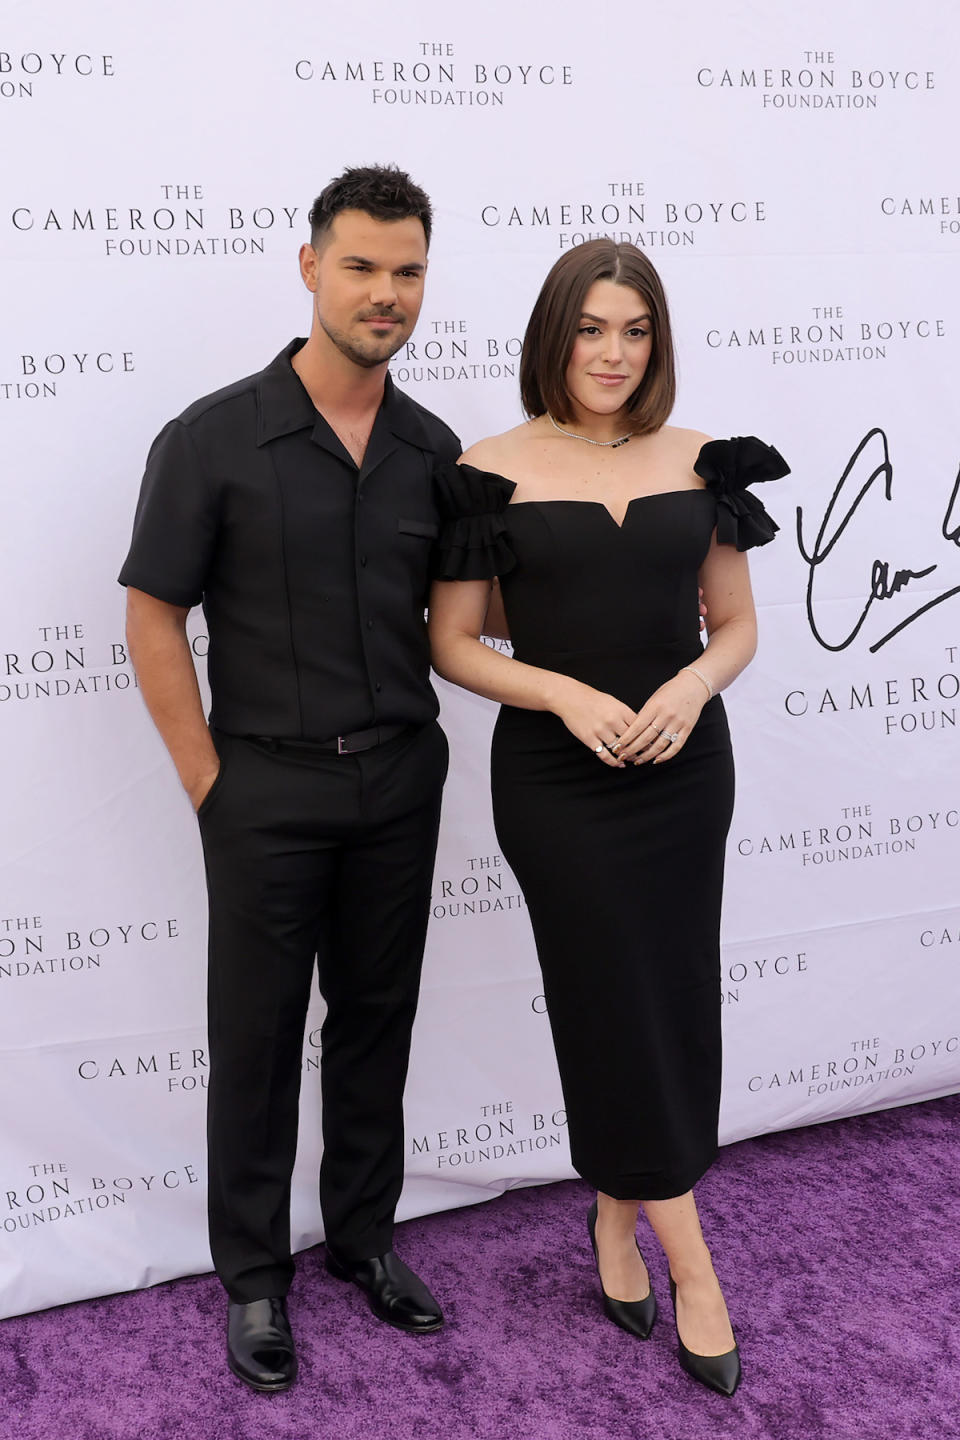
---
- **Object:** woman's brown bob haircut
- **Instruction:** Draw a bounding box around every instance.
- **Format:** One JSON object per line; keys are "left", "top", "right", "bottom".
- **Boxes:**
{"left": 519, "top": 240, "right": 676, "bottom": 434}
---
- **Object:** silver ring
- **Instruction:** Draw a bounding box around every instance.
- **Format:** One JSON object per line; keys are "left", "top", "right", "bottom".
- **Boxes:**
{"left": 665, "top": 732, "right": 680, "bottom": 744}
{"left": 594, "top": 744, "right": 604, "bottom": 754}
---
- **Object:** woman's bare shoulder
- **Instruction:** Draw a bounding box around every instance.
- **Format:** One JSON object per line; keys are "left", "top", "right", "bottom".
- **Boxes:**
{"left": 658, "top": 424, "right": 714, "bottom": 459}
{"left": 460, "top": 421, "right": 541, "bottom": 471}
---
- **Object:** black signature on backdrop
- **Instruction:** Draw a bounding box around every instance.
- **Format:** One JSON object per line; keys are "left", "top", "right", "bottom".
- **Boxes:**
{"left": 796, "top": 427, "right": 960, "bottom": 653}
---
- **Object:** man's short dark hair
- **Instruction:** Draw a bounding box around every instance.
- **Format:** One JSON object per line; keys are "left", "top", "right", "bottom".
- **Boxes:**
{"left": 309, "top": 165, "right": 433, "bottom": 249}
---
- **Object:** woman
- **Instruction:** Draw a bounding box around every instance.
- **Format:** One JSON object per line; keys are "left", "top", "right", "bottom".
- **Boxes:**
{"left": 428, "top": 240, "right": 788, "bottom": 1397}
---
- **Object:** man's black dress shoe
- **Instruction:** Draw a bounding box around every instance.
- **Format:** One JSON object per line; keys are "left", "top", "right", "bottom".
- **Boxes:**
{"left": 325, "top": 1246, "right": 444, "bottom": 1333}
{"left": 227, "top": 1297, "right": 298, "bottom": 1393}
{"left": 587, "top": 1199, "right": 658, "bottom": 1339}
{"left": 669, "top": 1276, "right": 741, "bottom": 1397}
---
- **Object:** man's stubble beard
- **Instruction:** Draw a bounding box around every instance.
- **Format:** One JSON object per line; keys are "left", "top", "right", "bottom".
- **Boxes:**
{"left": 318, "top": 312, "right": 412, "bottom": 370}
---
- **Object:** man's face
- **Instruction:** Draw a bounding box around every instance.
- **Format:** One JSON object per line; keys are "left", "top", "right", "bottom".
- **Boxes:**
{"left": 301, "top": 209, "right": 428, "bottom": 368}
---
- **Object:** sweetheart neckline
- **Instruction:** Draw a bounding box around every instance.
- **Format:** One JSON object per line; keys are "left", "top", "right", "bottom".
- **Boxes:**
{"left": 506, "top": 490, "right": 711, "bottom": 532}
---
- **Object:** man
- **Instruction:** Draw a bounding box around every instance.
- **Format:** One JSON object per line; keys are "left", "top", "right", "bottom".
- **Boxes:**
{"left": 120, "top": 166, "right": 460, "bottom": 1393}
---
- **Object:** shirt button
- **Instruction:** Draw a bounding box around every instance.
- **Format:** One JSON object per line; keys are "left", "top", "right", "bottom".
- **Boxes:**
{"left": 360, "top": 555, "right": 367, "bottom": 567}
{"left": 367, "top": 619, "right": 374, "bottom": 629}
{"left": 375, "top": 683, "right": 382, "bottom": 693}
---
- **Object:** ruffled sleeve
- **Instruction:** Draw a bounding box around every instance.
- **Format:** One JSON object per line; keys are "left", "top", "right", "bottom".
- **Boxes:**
{"left": 432, "top": 461, "right": 517, "bottom": 580}
{"left": 693, "top": 436, "right": 790, "bottom": 551}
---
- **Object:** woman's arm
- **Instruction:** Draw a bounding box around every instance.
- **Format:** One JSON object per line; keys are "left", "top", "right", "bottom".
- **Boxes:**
{"left": 614, "top": 534, "right": 758, "bottom": 765}
{"left": 429, "top": 578, "right": 637, "bottom": 768}
{"left": 687, "top": 531, "right": 758, "bottom": 690}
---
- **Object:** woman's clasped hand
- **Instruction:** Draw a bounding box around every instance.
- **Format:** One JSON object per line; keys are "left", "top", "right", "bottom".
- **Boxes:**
{"left": 555, "top": 668, "right": 709, "bottom": 767}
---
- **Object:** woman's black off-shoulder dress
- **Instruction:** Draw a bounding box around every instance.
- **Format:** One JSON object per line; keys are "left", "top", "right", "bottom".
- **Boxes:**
{"left": 434, "top": 438, "right": 788, "bottom": 1200}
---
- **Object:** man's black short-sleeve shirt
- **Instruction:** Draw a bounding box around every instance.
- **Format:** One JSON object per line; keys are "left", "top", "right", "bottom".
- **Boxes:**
{"left": 119, "top": 339, "right": 461, "bottom": 739}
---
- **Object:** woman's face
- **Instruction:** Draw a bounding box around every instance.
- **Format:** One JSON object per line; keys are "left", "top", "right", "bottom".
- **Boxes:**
{"left": 563, "top": 279, "right": 654, "bottom": 419}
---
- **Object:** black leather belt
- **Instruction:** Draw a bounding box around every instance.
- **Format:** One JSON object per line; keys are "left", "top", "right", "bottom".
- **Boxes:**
{"left": 252, "top": 723, "right": 411, "bottom": 756}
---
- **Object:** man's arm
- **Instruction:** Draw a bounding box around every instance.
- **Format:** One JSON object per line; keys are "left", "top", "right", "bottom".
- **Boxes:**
{"left": 481, "top": 578, "right": 511, "bottom": 641}
{"left": 125, "top": 587, "right": 219, "bottom": 811}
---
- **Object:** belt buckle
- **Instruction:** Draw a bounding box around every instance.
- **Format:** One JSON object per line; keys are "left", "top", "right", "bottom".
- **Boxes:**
{"left": 337, "top": 735, "right": 351, "bottom": 755}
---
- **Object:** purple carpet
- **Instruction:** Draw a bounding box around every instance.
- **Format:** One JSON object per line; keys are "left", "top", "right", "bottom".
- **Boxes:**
{"left": 3, "top": 1095, "right": 959, "bottom": 1440}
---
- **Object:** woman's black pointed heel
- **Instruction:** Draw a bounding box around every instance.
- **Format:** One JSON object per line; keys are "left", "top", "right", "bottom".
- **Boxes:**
{"left": 669, "top": 1276, "right": 741, "bottom": 1397}
{"left": 586, "top": 1200, "right": 657, "bottom": 1339}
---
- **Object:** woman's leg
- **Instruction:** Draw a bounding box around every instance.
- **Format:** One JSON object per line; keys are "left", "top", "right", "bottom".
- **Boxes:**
{"left": 593, "top": 1192, "right": 650, "bottom": 1301}
{"left": 592, "top": 1189, "right": 735, "bottom": 1352}
{"left": 640, "top": 1190, "right": 735, "bottom": 1355}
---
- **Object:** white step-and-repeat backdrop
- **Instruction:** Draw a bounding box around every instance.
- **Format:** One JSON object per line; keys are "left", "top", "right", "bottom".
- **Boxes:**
{"left": 2, "top": 0, "right": 958, "bottom": 1317}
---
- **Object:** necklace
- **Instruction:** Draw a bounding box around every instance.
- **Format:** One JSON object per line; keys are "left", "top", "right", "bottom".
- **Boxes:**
{"left": 547, "top": 413, "right": 633, "bottom": 448}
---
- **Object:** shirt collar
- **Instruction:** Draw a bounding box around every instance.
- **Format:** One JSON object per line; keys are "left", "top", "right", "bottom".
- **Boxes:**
{"left": 379, "top": 369, "right": 435, "bottom": 451}
{"left": 256, "top": 338, "right": 436, "bottom": 453}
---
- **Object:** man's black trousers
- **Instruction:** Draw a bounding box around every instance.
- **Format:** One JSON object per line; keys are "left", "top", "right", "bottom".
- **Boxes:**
{"left": 197, "top": 721, "right": 447, "bottom": 1304}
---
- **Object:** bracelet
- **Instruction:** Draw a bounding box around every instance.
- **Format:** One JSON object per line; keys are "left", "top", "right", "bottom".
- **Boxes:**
{"left": 681, "top": 664, "right": 714, "bottom": 699}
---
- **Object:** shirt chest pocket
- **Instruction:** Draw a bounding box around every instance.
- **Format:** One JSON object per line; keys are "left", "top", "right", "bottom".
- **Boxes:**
{"left": 397, "top": 517, "right": 439, "bottom": 540}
